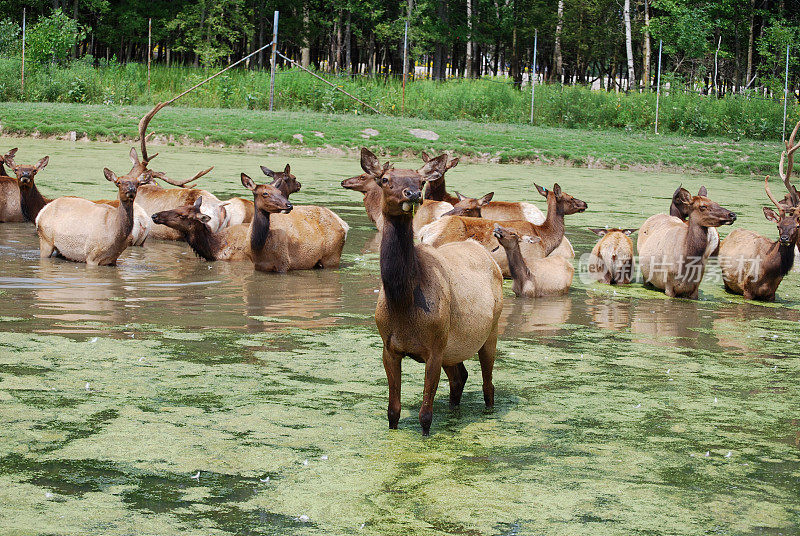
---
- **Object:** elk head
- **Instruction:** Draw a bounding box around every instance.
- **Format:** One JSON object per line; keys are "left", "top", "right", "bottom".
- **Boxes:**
{"left": 589, "top": 228, "right": 637, "bottom": 237}
{"left": 341, "top": 172, "right": 377, "bottom": 192}
{"left": 684, "top": 188, "right": 736, "bottom": 227}
{"left": 534, "top": 183, "right": 588, "bottom": 215}
{"left": 151, "top": 197, "right": 211, "bottom": 231}
{"left": 361, "top": 147, "right": 445, "bottom": 217}
{"left": 764, "top": 175, "right": 800, "bottom": 246}
{"left": 241, "top": 173, "right": 293, "bottom": 214}
{"left": 492, "top": 224, "right": 541, "bottom": 248}
{"left": 5, "top": 150, "right": 48, "bottom": 189}
{"left": 0, "top": 147, "right": 18, "bottom": 176}
{"left": 262, "top": 164, "right": 301, "bottom": 197}
{"left": 670, "top": 185, "right": 707, "bottom": 220}
{"left": 103, "top": 167, "right": 150, "bottom": 203}
{"left": 442, "top": 191, "right": 494, "bottom": 217}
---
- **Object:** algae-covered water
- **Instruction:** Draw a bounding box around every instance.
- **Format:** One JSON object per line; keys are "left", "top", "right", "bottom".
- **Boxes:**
{"left": 0, "top": 138, "right": 798, "bottom": 535}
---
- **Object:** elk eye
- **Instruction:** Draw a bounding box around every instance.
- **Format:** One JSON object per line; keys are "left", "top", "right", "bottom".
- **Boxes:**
{"left": 380, "top": 177, "right": 388, "bottom": 185}
{"left": 262, "top": 192, "right": 269, "bottom": 197}
{"left": 700, "top": 206, "right": 707, "bottom": 211}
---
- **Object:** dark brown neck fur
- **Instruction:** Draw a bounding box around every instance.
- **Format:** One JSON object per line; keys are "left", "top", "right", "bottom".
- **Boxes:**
{"left": 20, "top": 184, "right": 48, "bottom": 222}
{"left": 424, "top": 178, "right": 458, "bottom": 205}
{"left": 380, "top": 213, "right": 419, "bottom": 308}
{"left": 502, "top": 241, "right": 532, "bottom": 289}
{"left": 182, "top": 221, "right": 222, "bottom": 261}
{"left": 250, "top": 209, "right": 271, "bottom": 253}
{"left": 685, "top": 219, "right": 710, "bottom": 260}
{"left": 763, "top": 240, "right": 796, "bottom": 278}
{"left": 115, "top": 200, "right": 135, "bottom": 246}
{"left": 537, "top": 193, "right": 565, "bottom": 254}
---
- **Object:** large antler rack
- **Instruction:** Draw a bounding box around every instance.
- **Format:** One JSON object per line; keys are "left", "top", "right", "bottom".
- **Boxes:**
{"left": 137, "top": 102, "right": 213, "bottom": 188}
{"left": 764, "top": 175, "right": 786, "bottom": 216}
{"left": 778, "top": 120, "right": 800, "bottom": 206}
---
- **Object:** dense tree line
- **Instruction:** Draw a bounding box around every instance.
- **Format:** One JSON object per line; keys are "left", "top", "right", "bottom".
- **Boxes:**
{"left": 0, "top": 0, "right": 797, "bottom": 96}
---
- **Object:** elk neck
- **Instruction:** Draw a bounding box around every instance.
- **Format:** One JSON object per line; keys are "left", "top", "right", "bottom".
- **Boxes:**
{"left": 502, "top": 240, "right": 533, "bottom": 290}
{"left": 364, "top": 188, "right": 384, "bottom": 225}
{"left": 183, "top": 220, "right": 221, "bottom": 261}
{"left": 380, "top": 213, "right": 420, "bottom": 309}
{"left": 249, "top": 208, "right": 272, "bottom": 253}
{"left": 114, "top": 196, "right": 136, "bottom": 245}
{"left": 20, "top": 183, "right": 48, "bottom": 222}
{"left": 538, "top": 192, "right": 565, "bottom": 253}
{"left": 684, "top": 217, "right": 710, "bottom": 261}
{"left": 423, "top": 177, "right": 447, "bottom": 201}
{"left": 763, "top": 239, "right": 796, "bottom": 278}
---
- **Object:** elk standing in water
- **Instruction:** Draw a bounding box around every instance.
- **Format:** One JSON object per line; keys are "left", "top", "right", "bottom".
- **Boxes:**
{"left": 419, "top": 183, "right": 587, "bottom": 277}
{"left": 639, "top": 185, "right": 720, "bottom": 256}
{"left": 719, "top": 177, "right": 799, "bottom": 301}
{"left": 493, "top": 224, "right": 574, "bottom": 297}
{"left": 0, "top": 149, "right": 28, "bottom": 222}
{"left": 639, "top": 189, "right": 736, "bottom": 298}
{"left": 587, "top": 228, "right": 637, "bottom": 285}
{"left": 36, "top": 168, "right": 150, "bottom": 265}
{"left": 152, "top": 174, "right": 347, "bottom": 271}
{"left": 362, "top": 148, "right": 503, "bottom": 436}
{"left": 3, "top": 151, "right": 51, "bottom": 222}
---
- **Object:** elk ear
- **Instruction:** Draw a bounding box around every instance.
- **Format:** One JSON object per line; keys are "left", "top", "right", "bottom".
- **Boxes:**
{"left": 419, "top": 154, "right": 447, "bottom": 181}
{"left": 284, "top": 163, "right": 290, "bottom": 175}
{"left": 194, "top": 196, "right": 203, "bottom": 209}
{"left": 198, "top": 214, "right": 211, "bottom": 223}
{"left": 479, "top": 192, "right": 494, "bottom": 205}
{"left": 360, "top": 147, "right": 383, "bottom": 176}
{"left": 455, "top": 191, "right": 466, "bottom": 202}
{"left": 522, "top": 235, "right": 541, "bottom": 244}
{"left": 673, "top": 186, "right": 692, "bottom": 204}
{"left": 534, "top": 183, "right": 548, "bottom": 197}
{"left": 129, "top": 147, "right": 140, "bottom": 165}
{"left": 446, "top": 157, "right": 460, "bottom": 170}
{"left": 763, "top": 207, "right": 781, "bottom": 223}
{"left": 260, "top": 166, "right": 275, "bottom": 177}
{"left": 35, "top": 156, "right": 49, "bottom": 171}
{"left": 421, "top": 151, "right": 431, "bottom": 163}
{"left": 698, "top": 186, "right": 708, "bottom": 197}
{"left": 241, "top": 173, "right": 257, "bottom": 191}
{"left": 622, "top": 228, "right": 638, "bottom": 235}
{"left": 103, "top": 168, "right": 118, "bottom": 184}
{"left": 588, "top": 228, "right": 608, "bottom": 236}
{"left": 552, "top": 183, "right": 562, "bottom": 197}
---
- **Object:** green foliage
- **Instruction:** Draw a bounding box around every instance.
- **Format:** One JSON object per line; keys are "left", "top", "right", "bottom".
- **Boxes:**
{"left": 167, "top": 0, "right": 252, "bottom": 67}
{"left": 26, "top": 9, "right": 84, "bottom": 65}
{"left": 0, "top": 18, "right": 21, "bottom": 57}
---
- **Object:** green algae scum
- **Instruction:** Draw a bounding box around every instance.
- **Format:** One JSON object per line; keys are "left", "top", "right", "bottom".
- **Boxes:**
{"left": 0, "top": 139, "right": 798, "bottom": 535}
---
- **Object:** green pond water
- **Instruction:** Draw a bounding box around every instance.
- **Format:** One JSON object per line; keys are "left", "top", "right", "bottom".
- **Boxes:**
{"left": 0, "top": 138, "right": 798, "bottom": 535}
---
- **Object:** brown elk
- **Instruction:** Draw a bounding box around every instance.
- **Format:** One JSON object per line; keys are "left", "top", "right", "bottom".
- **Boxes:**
{"left": 421, "top": 151, "right": 461, "bottom": 204}
{"left": 3, "top": 151, "right": 51, "bottom": 222}
{"left": 640, "top": 185, "right": 720, "bottom": 257}
{"left": 151, "top": 174, "right": 347, "bottom": 271}
{"left": 225, "top": 164, "right": 301, "bottom": 226}
{"left": 718, "top": 177, "right": 799, "bottom": 301}
{"left": 0, "top": 149, "right": 26, "bottom": 222}
{"left": 361, "top": 148, "right": 503, "bottom": 436}
{"left": 440, "top": 191, "right": 494, "bottom": 217}
{"left": 493, "top": 224, "right": 574, "bottom": 297}
{"left": 419, "top": 183, "right": 587, "bottom": 277}
{"left": 638, "top": 188, "right": 736, "bottom": 298}
{"left": 587, "top": 228, "right": 637, "bottom": 284}
{"left": 35, "top": 167, "right": 150, "bottom": 265}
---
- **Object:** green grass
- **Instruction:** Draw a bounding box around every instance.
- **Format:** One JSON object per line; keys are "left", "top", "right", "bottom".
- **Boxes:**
{"left": 0, "top": 58, "right": 796, "bottom": 140}
{"left": 0, "top": 101, "right": 784, "bottom": 175}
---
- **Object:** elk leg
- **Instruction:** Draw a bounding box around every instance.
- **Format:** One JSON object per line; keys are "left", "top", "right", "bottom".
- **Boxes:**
{"left": 478, "top": 334, "right": 497, "bottom": 408}
{"left": 38, "top": 239, "right": 54, "bottom": 258}
{"left": 443, "top": 362, "right": 468, "bottom": 407}
{"left": 382, "top": 347, "right": 402, "bottom": 430}
{"left": 419, "top": 351, "right": 442, "bottom": 436}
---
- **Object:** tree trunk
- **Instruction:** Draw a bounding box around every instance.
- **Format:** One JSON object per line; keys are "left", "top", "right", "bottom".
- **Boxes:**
{"left": 465, "top": 0, "right": 474, "bottom": 78}
{"left": 335, "top": 10, "right": 343, "bottom": 74}
{"left": 301, "top": 2, "right": 311, "bottom": 67}
{"left": 433, "top": 0, "right": 448, "bottom": 80}
{"left": 257, "top": 5, "right": 265, "bottom": 68}
{"left": 367, "top": 32, "right": 375, "bottom": 74}
{"left": 345, "top": 11, "right": 352, "bottom": 75}
{"left": 642, "top": 0, "right": 651, "bottom": 90}
{"left": 623, "top": 0, "right": 635, "bottom": 91}
{"left": 553, "top": 0, "right": 564, "bottom": 83}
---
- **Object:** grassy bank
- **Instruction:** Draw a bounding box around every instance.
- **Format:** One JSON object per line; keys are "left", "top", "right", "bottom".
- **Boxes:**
{"left": 0, "top": 101, "right": 783, "bottom": 175}
{"left": 0, "top": 58, "right": 796, "bottom": 140}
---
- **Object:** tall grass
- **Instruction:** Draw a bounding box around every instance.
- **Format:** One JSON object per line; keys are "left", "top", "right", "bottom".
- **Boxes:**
{"left": 0, "top": 57, "right": 794, "bottom": 140}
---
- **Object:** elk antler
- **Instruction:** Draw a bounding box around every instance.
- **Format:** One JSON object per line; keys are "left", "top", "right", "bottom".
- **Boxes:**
{"left": 138, "top": 102, "right": 169, "bottom": 163}
{"left": 764, "top": 175, "right": 785, "bottom": 215}
{"left": 779, "top": 120, "right": 800, "bottom": 206}
{"left": 147, "top": 166, "right": 214, "bottom": 188}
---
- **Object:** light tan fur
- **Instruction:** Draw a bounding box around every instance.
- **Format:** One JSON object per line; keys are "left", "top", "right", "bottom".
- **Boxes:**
{"left": 588, "top": 228, "right": 636, "bottom": 284}
{"left": 639, "top": 213, "right": 719, "bottom": 256}
{"left": 0, "top": 176, "right": 23, "bottom": 222}
{"left": 639, "top": 193, "right": 736, "bottom": 298}
{"left": 135, "top": 182, "right": 228, "bottom": 240}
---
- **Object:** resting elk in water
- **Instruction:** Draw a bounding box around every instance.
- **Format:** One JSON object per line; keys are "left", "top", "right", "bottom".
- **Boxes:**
{"left": 225, "top": 164, "right": 301, "bottom": 226}
{"left": 152, "top": 174, "right": 348, "bottom": 271}
{"left": 419, "top": 183, "right": 587, "bottom": 277}
{"left": 587, "top": 228, "right": 637, "bottom": 284}
{"left": 362, "top": 148, "right": 503, "bottom": 436}
{"left": 638, "top": 189, "right": 736, "bottom": 298}
{"left": 493, "top": 224, "right": 574, "bottom": 297}
{"left": 35, "top": 167, "right": 150, "bottom": 265}
{"left": 718, "top": 177, "right": 799, "bottom": 301}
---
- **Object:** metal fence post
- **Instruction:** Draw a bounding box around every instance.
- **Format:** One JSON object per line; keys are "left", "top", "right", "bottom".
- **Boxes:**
{"left": 20, "top": 8, "right": 25, "bottom": 97}
{"left": 402, "top": 20, "right": 408, "bottom": 114}
{"left": 530, "top": 29, "right": 537, "bottom": 124}
{"left": 782, "top": 43, "right": 790, "bottom": 143}
{"left": 269, "top": 11, "right": 279, "bottom": 112}
{"left": 147, "top": 18, "right": 152, "bottom": 95}
{"left": 655, "top": 39, "right": 662, "bottom": 134}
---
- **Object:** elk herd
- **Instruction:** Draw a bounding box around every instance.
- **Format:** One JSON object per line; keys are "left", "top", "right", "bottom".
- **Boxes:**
{"left": 2, "top": 105, "right": 799, "bottom": 434}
